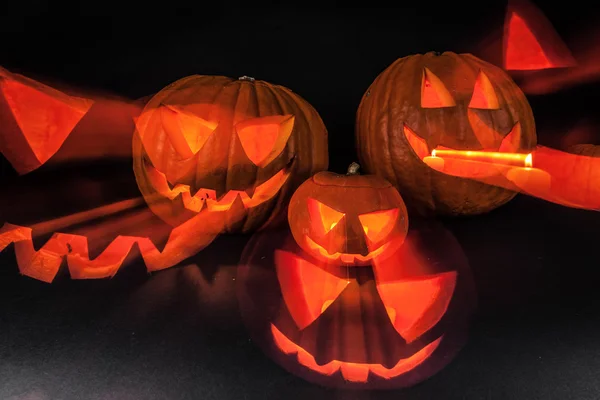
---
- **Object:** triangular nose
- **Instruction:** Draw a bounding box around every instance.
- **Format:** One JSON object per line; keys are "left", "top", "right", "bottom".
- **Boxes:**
{"left": 344, "top": 217, "right": 370, "bottom": 256}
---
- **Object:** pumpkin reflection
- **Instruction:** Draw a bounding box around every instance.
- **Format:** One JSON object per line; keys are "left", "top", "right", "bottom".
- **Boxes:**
{"left": 237, "top": 223, "right": 475, "bottom": 389}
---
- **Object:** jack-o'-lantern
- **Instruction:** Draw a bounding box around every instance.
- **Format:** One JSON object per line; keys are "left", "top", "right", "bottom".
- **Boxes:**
{"left": 133, "top": 75, "right": 329, "bottom": 233}
{"left": 0, "top": 70, "right": 241, "bottom": 282}
{"left": 288, "top": 163, "right": 408, "bottom": 266}
{"left": 237, "top": 223, "right": 475, "bottom": 389}
{"left": 356, "top": 51, "right": 537, "bottom": 216}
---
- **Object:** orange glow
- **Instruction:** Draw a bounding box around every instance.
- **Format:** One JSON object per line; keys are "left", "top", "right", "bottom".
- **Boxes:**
{"left": 516, "top": 48, "right": 600, "bottom": 95}
{"left": 304, "top": 235, "right": 391, "bottom": 265}
{"left": 424, "top": 144, "right": 600, "bottom": 211}
{"left": 271, "top": 324, "right": 442, "bottom": 382}
{"left": 307, "top": 198, "right": 345, "bottom": 236}
{"left": 358, "top": 208, "right": 399, "bottom": 243}
{"left": 498, "top": 122, "right": 522, "bottom": 153}
{"left": 423, "top": 156, "right": 508, "bottom": 179}
{"left": 468, "top": 71, "right": 499, "bottom": 109}
{"left": 431, "top": 149, "right": 531, "bottom": 167}
{"left": 404, "top": 124, "right": 430, "bottom": 159}
{"left": 505, "top": 13, "right": 553, "bottom": 70}
{"left": 374, "top": 272, "right": 457, "bottom": 344}
{"left": 274, "top": 250, "right": 349, "bottom": 330}
{"left": 0, "top": 67, "right": 94, "bottom": 174}
{"left": 236, "top": 115, "right": 295, "bottom": 167}
{"left": 503, "top": 0, "right": 576, "bottom": 71}
{"left": 524, "top": 145, "right": 600, "bottom": 209}
{"left": 160, "top": 104, "right": 217, "bottom": 159}
{"left": 144, "top": 162, "right": 291, "bottom": 212}
{"left": 0, "top": 196, "right": 244, "bottom": 282}
{"left": 421, "top": 68, "right": 456, "bottom": 108}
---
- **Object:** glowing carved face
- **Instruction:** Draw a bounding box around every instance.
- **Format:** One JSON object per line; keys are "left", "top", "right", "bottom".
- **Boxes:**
{"left": 405, "top": 66, "right": 530, "bottom": 174}
{"left": 133, "top": 75, "right": 328, "bottom": 233}
{"left": 355, "top": 52, "right": 537, "bottom": 216}
{"left": 288, "top": 170, "right": 409, "bottom": 266}
{"left": 237, "top": 226, "right": 474, "bottom": 389}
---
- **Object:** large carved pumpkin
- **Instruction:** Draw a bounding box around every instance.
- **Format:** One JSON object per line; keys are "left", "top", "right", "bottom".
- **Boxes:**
{"left": 288, "top": 163, "right": 408, "bottom": 266}
{"left": 237, "top": 223, "right": 475, "bottom": 389}
{"left": 356, "top": 51, "right": 537, "bottom": 216}
{"left": 133, "top": 75, "right": 329, "bottom": 233}
{"left": 0, "top": 70, "right": 240, "bottom": 282}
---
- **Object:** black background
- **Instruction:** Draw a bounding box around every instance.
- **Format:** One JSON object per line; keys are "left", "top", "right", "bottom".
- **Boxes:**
{"left": 1, "top": 1, "right": 600, "bottom": 399}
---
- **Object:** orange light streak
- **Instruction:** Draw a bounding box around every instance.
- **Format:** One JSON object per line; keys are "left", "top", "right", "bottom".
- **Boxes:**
{"left": 431, "top": 149, "right": 532, "bottom": 167}
{"left": 28, "top": 197, "right": 145, "bottom": 236}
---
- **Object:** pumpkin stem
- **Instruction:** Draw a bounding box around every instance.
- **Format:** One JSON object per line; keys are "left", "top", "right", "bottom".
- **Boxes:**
{"left": 347, "top": 162, "right": 361, "bottom": 175}
{"left": 238, "top": 76, "right": 256, "bottom": 82}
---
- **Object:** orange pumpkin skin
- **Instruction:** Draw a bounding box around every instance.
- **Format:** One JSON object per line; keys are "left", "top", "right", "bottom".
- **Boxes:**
{"left": 287, "top": 163, "right": 409, "bottom": 266}
{"left": 356, "top": 51, "right": 537, "bottom": 216}
{"left": 237, "top": 224, "right": 475, "bottom": 389}
{"left": 133, "top": 75, "right": 329, "bottom": 233}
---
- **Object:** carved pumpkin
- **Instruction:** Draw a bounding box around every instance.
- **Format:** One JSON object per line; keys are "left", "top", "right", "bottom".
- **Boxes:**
{"left": 287, "top": 163, "right": 408, "bottom": 266}
{"left": 237, "top": 223, "right": 475, "bottom": 389}
{"left": 356, "top": 51, "right": 537, "bottom": 216}
{"left": 0, "top": 73, "right": 236, "bottom": 282}
{"left": 133, "top": 75, "right": 329, "bottom": 233}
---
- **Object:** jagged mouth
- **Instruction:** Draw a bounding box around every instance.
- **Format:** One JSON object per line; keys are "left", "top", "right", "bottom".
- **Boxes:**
{"left": 143, "top": 158, "right": 293, "bottom": 212}
{"left": 271, "top": 324, "right": 442, "bottom": 382}
{"left": 304, "top": 236, "right": 398, "bottom": 265}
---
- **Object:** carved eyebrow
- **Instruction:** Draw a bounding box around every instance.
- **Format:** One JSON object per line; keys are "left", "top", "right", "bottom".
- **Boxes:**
{"left": 469, "top": 71, "right": 500, "bottom": 109}
{"left": 421, "top": 68, "right": 456, "bottom": 108}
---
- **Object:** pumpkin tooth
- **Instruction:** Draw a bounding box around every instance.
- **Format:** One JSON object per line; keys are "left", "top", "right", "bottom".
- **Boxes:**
{"left": 244, "top": 186, "right": 256, "bottom": 199}
{"left": 166, "top": 178, "right": 177, "bottom": 191}
{"left": 213, "top": 187, "right": 228, "bottom": 201}
{"left": 339, "top": 364, "right": 370, "bottom": 383}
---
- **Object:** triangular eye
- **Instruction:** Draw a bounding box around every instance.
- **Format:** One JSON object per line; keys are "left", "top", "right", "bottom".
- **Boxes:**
{"left": 469, "top": 71, "right": 500, "bottom": 109}
{"left": 0, "top": 75, "right": 94, "bottom": 173}
{"left": 160, "top": 104, "right": 218, "bottom": 159}
{"left": 307, "top": 198, "right": 345, "bottom": 236}
{"left": 275, "top": 250, "right": 349, "bottom": 330}
{"left": 421, "top": 67, "right": 456, "bottom": 108}
{"left": 236, "top": 114, "right": 295, "bottom": 167}
{"left": 375, "top": 271, "right": 457, "bottom": 344}
{"left": 359, "top": 208, "right": 399, "bottom": 243}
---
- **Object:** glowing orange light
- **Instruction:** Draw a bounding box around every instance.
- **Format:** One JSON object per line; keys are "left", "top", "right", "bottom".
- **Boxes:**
{"left": 145, "top": 162, "right": 290, "bottom": 212}
{"left": 505, "top": 12, "right": 553, "bottom": 70}
{"left": 271, "top": 324, "right": 442, "bottom": 382}
{"left": 358, "top": 208, "right": 399, "bottom": 243}
{"left": 0, "top": 68, "right": 94, "bottom": 174}
{"left": 0, "top": 195, "right": 245, "bottom": 282}
{"left": 431, "top": 149, "right": 532, "bottom": 167}
{"left": 160, "top": 105, "right": 217, "bottom": 159}
{"left": 274, "top": 250, "right": 349, "bottom": 330}
{"left": 503, "top": 0, "right": 576, "bottom": 72}
{"left": 307, "top": 198, "right": 345, "bottom": 236}
{"left": 236, "top": 115, "right": 295, "bottom": 167}
{"left": 375, "top": 272, "right": 457, "bottom": 344}
{"left": 421, "top": 68, "right": 456, "bottom": 108}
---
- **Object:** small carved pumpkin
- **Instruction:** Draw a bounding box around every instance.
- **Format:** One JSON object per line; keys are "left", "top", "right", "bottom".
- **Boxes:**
{"left": 356, "top": 51, "right": 537, "bottom": 216}
{"left": 288, "top": 163, "right": 408, "bottom": 266}
{"left": 237, "top": 223, "right": 475, "bottom": 389}
{"left": 133, "top": 75, "right": 329, "bottom": 233}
